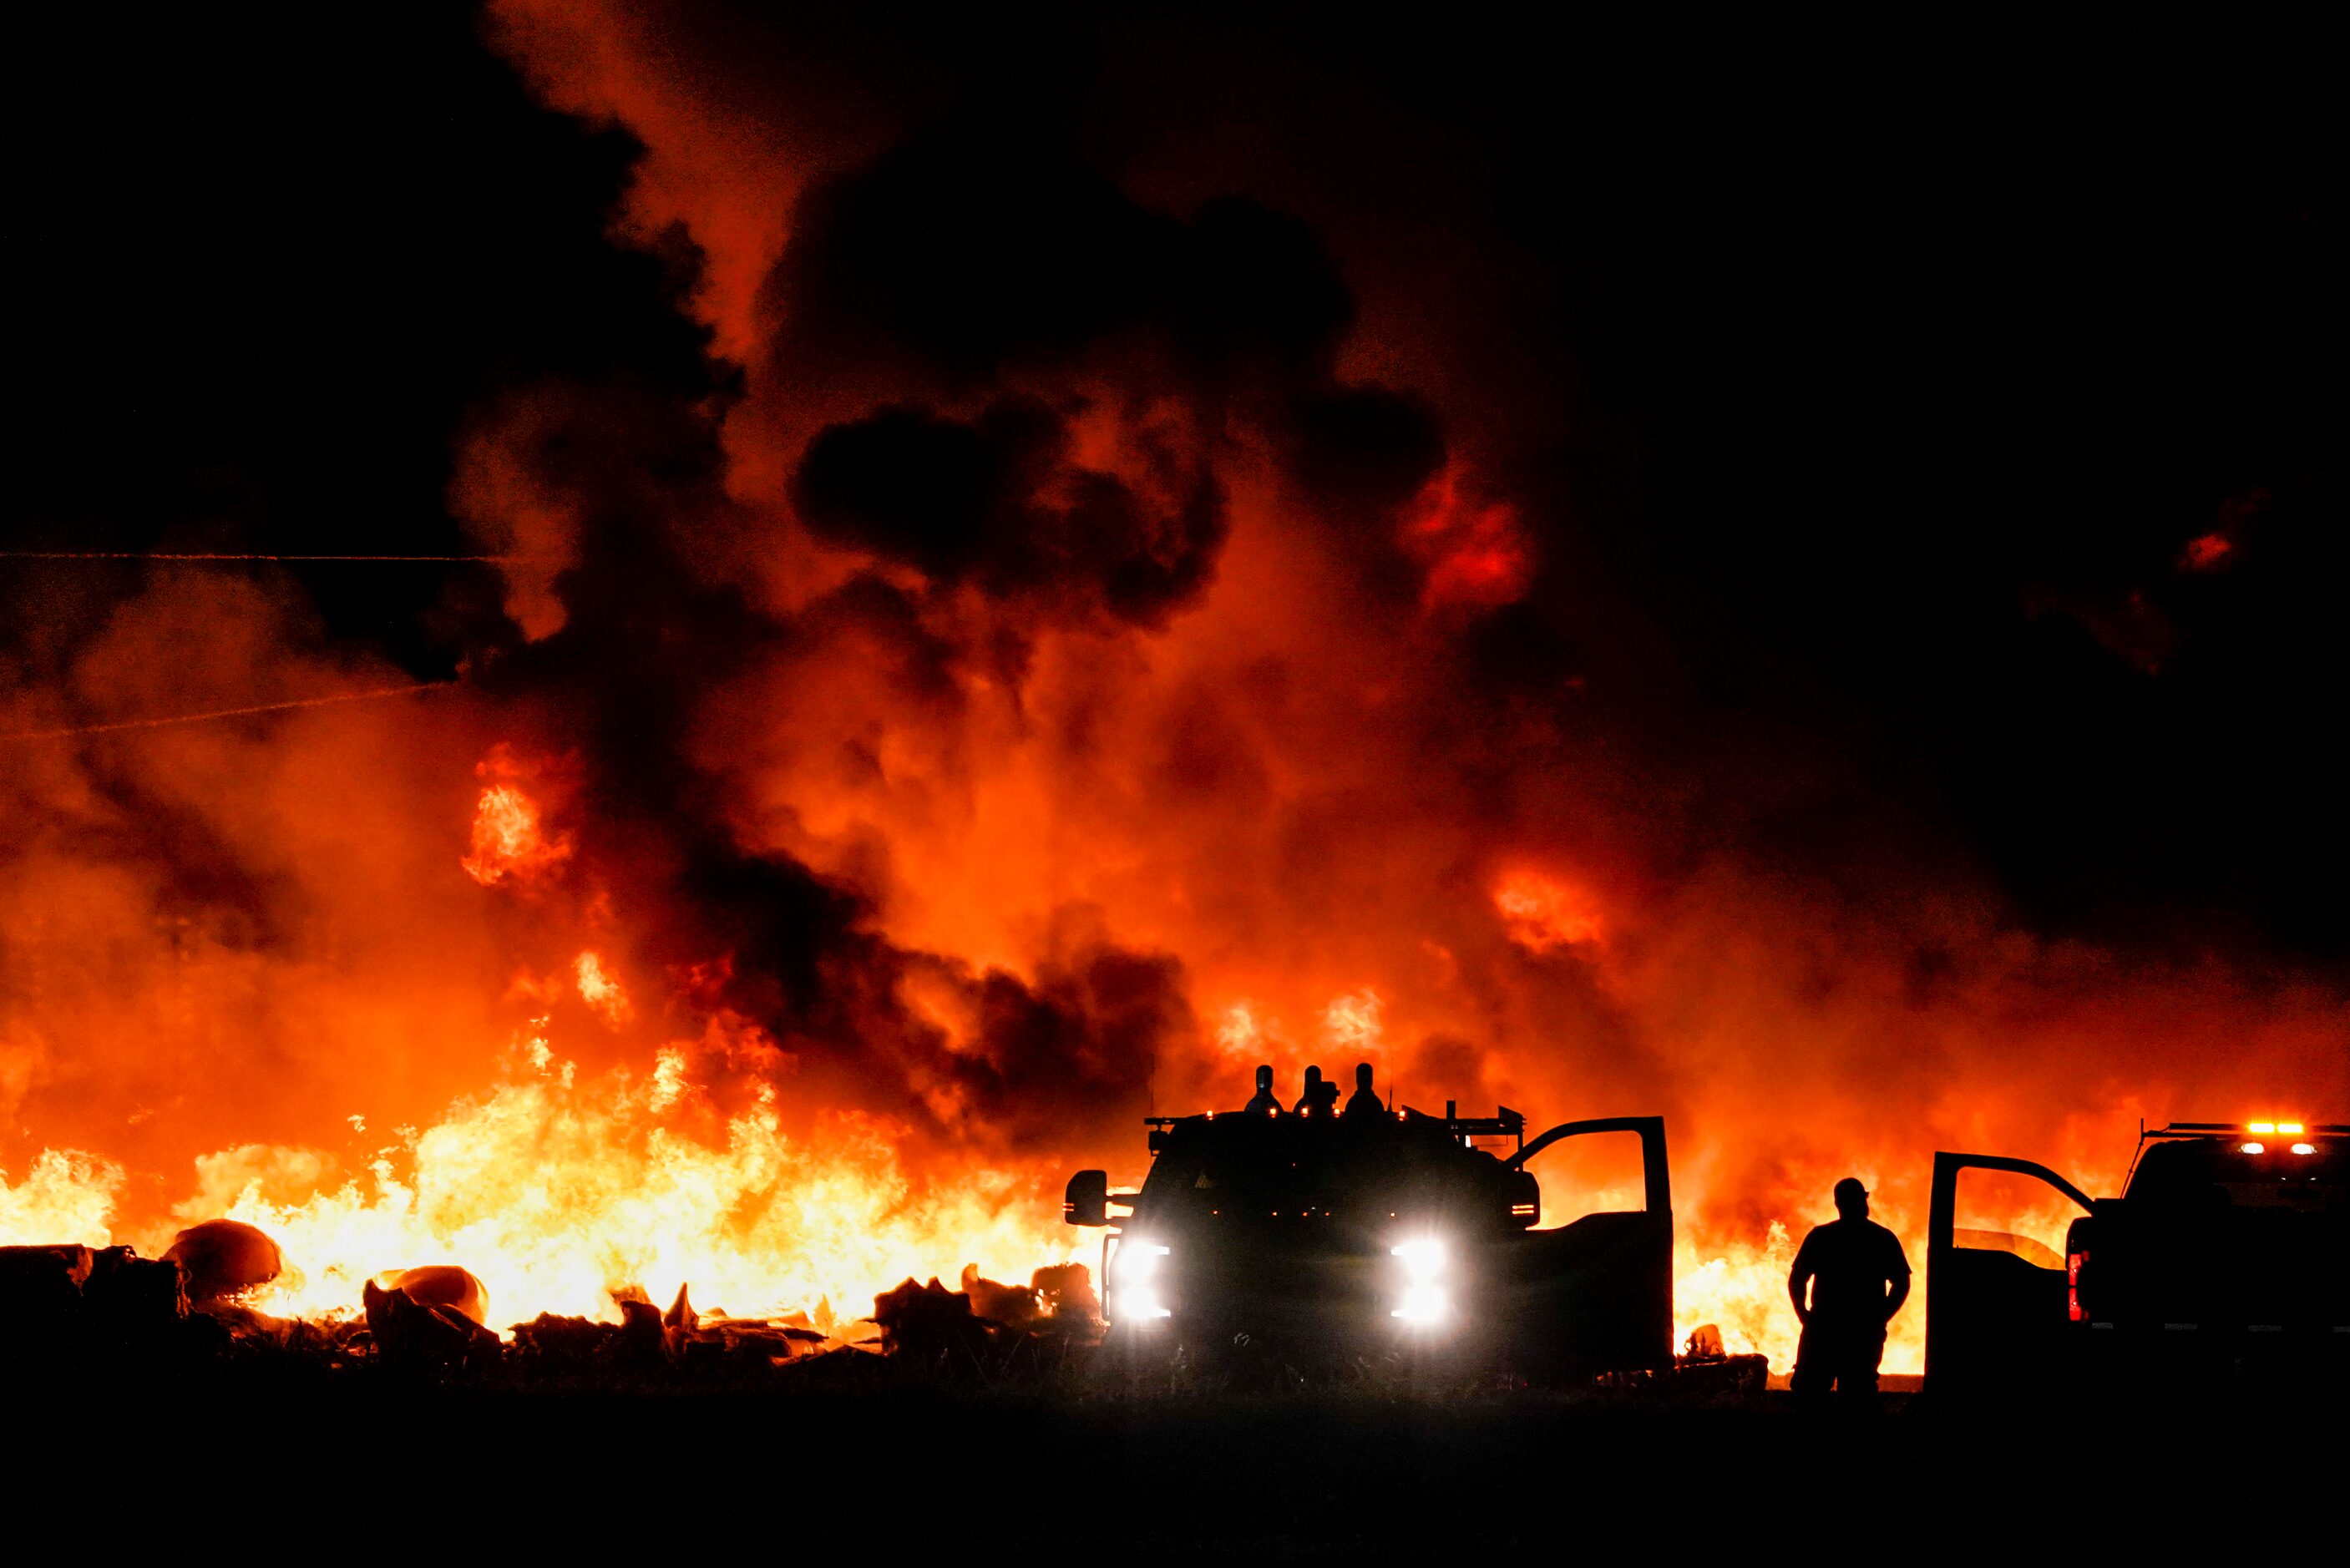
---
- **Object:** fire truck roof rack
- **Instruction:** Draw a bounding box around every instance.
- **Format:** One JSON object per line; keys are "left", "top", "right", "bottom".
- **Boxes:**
{"left": 1141, "top": 1106, "right": 1531, "bottom": 1149}
{"left": 1402, "top": 1104, "right": 1527, "bottom": 1149}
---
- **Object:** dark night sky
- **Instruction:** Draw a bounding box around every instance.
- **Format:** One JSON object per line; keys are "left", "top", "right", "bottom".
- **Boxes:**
{"left": 10, "top": 4, "right": 2344, "bottom": 959}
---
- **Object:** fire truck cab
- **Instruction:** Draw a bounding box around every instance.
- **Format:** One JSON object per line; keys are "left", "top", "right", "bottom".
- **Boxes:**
{"left": 1064, "top": 1075, "right": 1674, "bottom": 1381}
{"left": 1927, "top": 1121, "right": 2348, "bottom": 1396}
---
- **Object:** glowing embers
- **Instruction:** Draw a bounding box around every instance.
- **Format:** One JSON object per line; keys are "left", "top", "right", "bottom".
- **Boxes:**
{"left": 1111, "top": 1238, "right": 1172, "bottom": 1323}
{"left": 1391, "top": 1235, "right": 1450, "bottom": 1326}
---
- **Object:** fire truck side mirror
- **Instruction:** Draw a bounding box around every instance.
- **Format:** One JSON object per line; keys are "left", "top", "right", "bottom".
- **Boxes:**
{"left": 1064, "top": 1169, "right": 1110, "bottom": 1227}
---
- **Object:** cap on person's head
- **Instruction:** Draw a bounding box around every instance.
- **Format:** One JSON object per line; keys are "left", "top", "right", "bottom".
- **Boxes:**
{"left": 1834, "top": 1176, "right": 1868, "bottom": 1206}
{"left": 1355, "top": 1062, "right": 1374, "bottom": 1089}
{"left": 1256, "top": 1064, "right": 1272, "bottom": 1086}
{"left": 1304, "top": 1065, "right": 1323, "bottom": 1085}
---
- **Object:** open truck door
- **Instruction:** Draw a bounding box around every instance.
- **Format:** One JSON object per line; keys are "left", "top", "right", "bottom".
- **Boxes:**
{"left": 1503, "top": 1115, "right": 1673, "bottom": 1380}
{"left": 1926, "top": 1151, "right": 2095, "bottom": 1398}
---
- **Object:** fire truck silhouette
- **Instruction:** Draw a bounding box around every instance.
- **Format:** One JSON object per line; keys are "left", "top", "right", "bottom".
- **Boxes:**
{"left": 1063, "top": 1065, "right": 1700, "bottom": 1383}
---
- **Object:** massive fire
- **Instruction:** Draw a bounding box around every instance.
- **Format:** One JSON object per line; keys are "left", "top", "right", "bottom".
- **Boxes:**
{"left": 0, "top": 701, "right": 2328, "bottom": 1373}
{"left": 4, "top": 2, "right": 2342, "bottom": 1388}
{"left": 0, "top": 749, "right": 2150, "bottom": 1372}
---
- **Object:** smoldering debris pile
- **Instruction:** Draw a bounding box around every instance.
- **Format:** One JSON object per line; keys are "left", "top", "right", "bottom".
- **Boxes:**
{"left": 0, "top": 1242, "right": 226, "bottom": 1371}
{"left": 873, "top": 1266, "right": 1097, "bottom": 1368}
{"left": 506, "top": 1283, "right": 840, "bottom": 1378}
{"left": 1, "top": 1222, "right": 1105, "bottom": 1389}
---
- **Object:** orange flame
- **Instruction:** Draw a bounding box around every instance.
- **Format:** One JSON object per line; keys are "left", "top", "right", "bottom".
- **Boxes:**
{"left": 6, "top": 1044, "right": 1084, "bottom": 1331}
{"left": 461, "top": 777, "right": 571, "bottom": 887}
{"left": 574, "top": 950, "right": 634, "bottom": 1028}
{"left": 0, "top": 1150, "right": 125, "bottom": 1248}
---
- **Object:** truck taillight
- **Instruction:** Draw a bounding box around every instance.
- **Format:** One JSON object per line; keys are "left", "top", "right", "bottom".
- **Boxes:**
{"left": 2067, "top": 1248, "right": 2088, "bottom": 1323}
{"left": 1503, "top": 1169, "right": 1540, "bottom": 1228}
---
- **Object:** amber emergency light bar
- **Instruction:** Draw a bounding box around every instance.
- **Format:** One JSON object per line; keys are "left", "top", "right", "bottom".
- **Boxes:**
{"left": 2145, "top": 1121, "right": 2345, "bottom": 1137}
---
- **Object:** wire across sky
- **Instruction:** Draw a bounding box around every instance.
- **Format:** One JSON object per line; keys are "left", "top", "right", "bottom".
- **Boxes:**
{"left": 3, "top": 681, "right": 460, "bottom": 742}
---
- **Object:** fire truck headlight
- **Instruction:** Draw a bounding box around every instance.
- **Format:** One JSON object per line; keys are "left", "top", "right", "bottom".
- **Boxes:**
{"left": 2241, "top": 1141, "right": 2266, "bottom": 1155}
{"left": 1112, "top": 1286, "right": 1172, "bottom": 1322}
{"left": 1112, "top": 1240, "right": 1172, "bottom": 1323}
{"left": 1395, "top": 1284, "right": 1449, "bottom": 1325}
{"left": 2290, "top": 1142, "right": 2316, "bottom": 1156}
{"left": 1391, "top": 1237, "right": 1450, "bottom": 1325}
{"left": 1393, "top": 1237, "right": 1446, "bottom": 1282}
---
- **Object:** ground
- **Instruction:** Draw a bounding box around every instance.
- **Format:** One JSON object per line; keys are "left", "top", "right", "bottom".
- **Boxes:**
{"left": 17, "top": 1369, "right": 2329, "bottom": 1555}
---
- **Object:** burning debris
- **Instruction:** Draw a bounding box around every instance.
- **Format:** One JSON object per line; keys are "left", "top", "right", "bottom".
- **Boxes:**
{"left": 503, "top": 1287, "right": 836, "bottom": 1382}
{"left": 380, "top": 1264, "right": 490, "bottom": 1326}
{"left": 959, "top": 1262, "right": 1041, "bottom": 1328}
{"left": 1031, "top": 1262, "right": 1102, "bottom": 1327}
{"left": 0, "top": 1241, "right": 223, "bottom": 1374}
{"left": 867, "top": 1263, "right": 1103, "bottom": 1378}
{"left": 164, "top": 1220, "right": 283, "bottom": 1308}
{"left": 364, "top": 1277, "right": 502, "bottom": 1374}
{"left": 0, "top": 1211, "right": 1102, "bottom": 1391}
{"left": 873, "top": 1276, "right": 990, "bottom": 1363}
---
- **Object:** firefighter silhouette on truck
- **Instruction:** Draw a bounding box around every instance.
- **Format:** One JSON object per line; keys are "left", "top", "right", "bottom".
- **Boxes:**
{"left": 1787, "top": 1176, "right": 1912, "bottom": 1408}
{"left": 1292, "top": 1065, "right": 1340, "bottom": 1115}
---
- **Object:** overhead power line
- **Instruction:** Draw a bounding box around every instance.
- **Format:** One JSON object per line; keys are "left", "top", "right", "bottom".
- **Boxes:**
{"left": 0, "top": 551, "right": 526, "bottom": 563}
{"left": 3, "top": 680, "right": 460, "bottom": 742}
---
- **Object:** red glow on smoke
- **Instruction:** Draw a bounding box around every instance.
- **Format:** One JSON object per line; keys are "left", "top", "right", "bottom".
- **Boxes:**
{"left": 2180, "top": 531, "right": 2234, "bottom": 572}
{"left": 1401, "top": 467, "right": 1533, "bottom": 615}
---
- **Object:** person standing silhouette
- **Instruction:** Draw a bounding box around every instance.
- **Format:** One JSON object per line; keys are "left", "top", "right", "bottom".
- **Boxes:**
{"left": 1243, "top": 1065, "right": 1282, "bottom": 1115}
{"left": 1787, "top": 1176, "right": 1911, "bottom": 1409}
{"left": 1292, "top": 1065, "right": 1340, "bottom": 1115}
{"left": 1343, "top": 1063, "right": 1383, "bottom": 1119}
